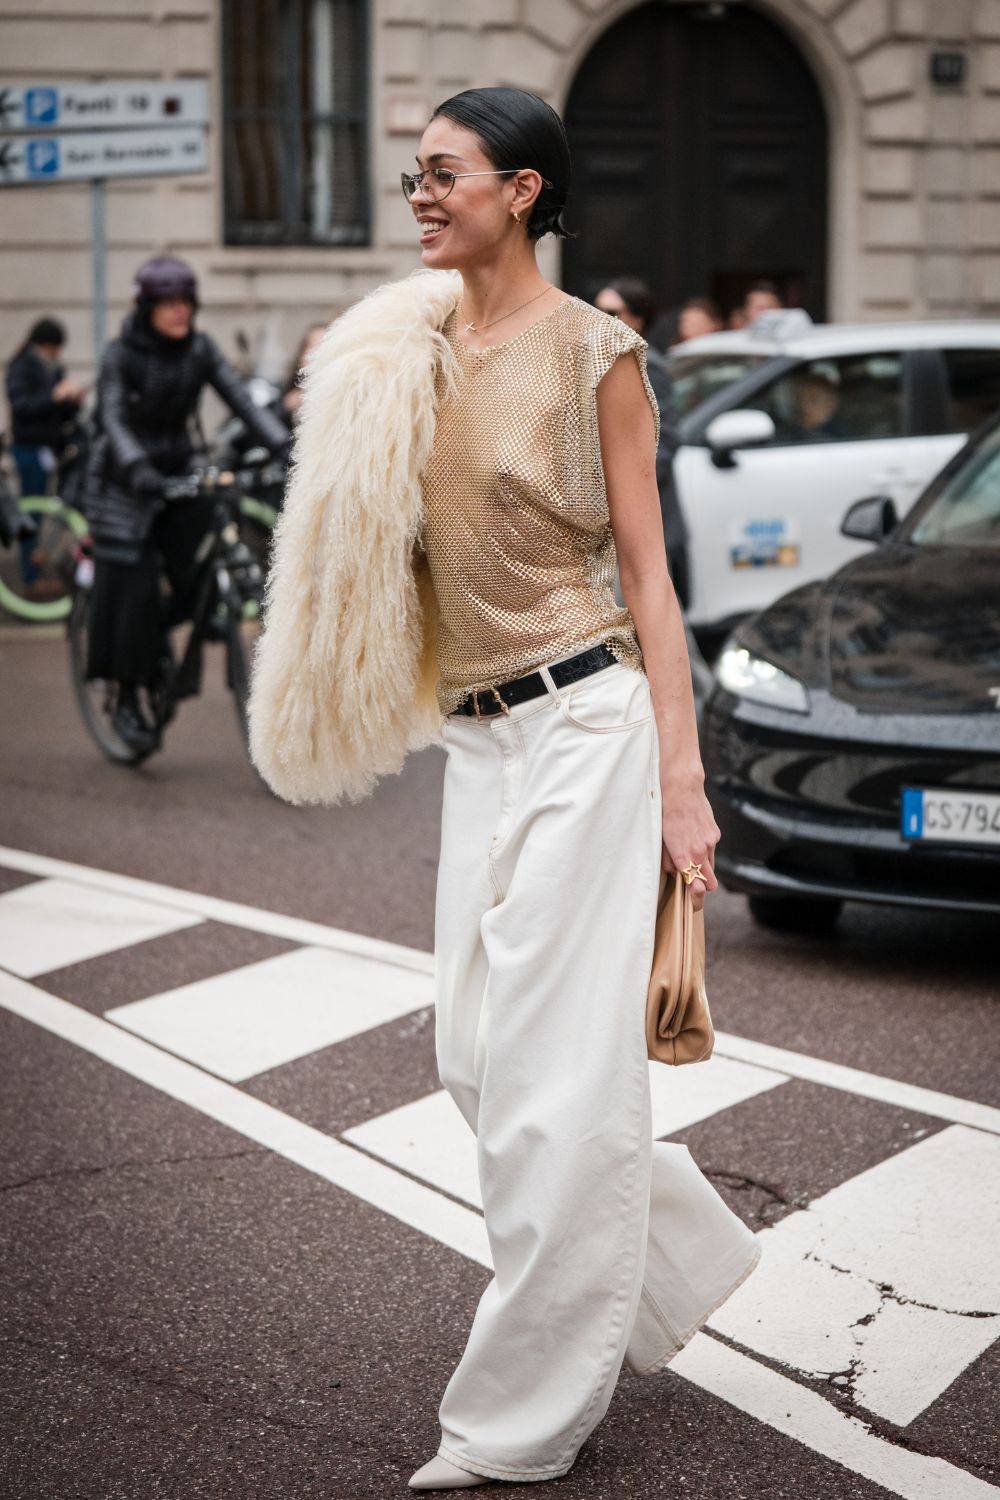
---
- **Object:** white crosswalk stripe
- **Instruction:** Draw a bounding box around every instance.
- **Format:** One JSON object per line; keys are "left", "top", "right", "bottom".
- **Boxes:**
{"left": 345, "top": 1055, "right": 790, "bottom": 1212}
{"left": 709, "top": 1123, "right": 1000, "bottom": 1426}
{"left": 106, "top": 944, "right": 434, "bottom": 1081}
{"left": 1, "top": 850, "right": 997, "bottom": 1498}
{"left": 0, "top": 875, "right": 203, "bottom": 977}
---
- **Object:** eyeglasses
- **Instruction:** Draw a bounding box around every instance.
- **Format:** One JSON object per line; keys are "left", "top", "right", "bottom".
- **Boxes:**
{"left": 400, "top": 166, "right": 553, "bottom": 203}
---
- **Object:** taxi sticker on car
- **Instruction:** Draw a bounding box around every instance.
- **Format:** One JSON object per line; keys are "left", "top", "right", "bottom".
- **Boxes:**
{"left": 901, "top": 786, "right": 1000, "bottom": 846}
{"left": 730, "top": 517, "right": 801, "bottom": 569}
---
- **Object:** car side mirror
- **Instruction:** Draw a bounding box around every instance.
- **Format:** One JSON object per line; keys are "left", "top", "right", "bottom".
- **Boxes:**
{"left": 840, "top": 494, "right": 899, "bottom": 543}
{"left": 704, "top": 409, "right": 777, "bottom": 468}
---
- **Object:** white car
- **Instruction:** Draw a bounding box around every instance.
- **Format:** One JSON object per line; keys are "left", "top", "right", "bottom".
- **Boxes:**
{"left": 661, "top": 317, "right": 1000, "bottom": 650}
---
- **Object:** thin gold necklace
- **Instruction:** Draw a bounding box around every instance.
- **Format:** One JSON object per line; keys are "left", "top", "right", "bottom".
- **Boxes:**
{"left": 460, "top": 284, "right": 553, "bottom": 334}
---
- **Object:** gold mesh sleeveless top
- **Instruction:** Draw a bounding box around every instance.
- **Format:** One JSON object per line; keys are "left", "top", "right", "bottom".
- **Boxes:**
{"left": 419, "top": 294, "right": 660, "bottom": 716}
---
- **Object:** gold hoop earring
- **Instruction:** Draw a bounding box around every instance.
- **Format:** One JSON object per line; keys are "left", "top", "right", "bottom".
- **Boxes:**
{"left": 513, "top": 211, "right": 521, "bottom": 223}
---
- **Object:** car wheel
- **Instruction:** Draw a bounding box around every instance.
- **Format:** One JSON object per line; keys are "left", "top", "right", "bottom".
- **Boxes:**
{"left": 747, "top": 894, "right": 843, "bottom": 933}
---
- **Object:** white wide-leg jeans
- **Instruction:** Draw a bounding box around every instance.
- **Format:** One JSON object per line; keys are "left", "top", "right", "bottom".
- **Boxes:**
{"left": 432, "top": 655, "right": 761, "bottom": 1483}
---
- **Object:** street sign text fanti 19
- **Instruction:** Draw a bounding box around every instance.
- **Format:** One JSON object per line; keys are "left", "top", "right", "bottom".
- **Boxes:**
{"left": 0, "top": 80, "right": 208, "bottom": 132}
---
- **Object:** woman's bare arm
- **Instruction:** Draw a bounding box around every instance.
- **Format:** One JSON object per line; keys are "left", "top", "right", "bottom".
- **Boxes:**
{"left": 596, "top": 351, "right": 720, "bottom": 907}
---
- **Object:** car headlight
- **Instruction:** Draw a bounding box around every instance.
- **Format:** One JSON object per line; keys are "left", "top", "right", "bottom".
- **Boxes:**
{"left": 715, "top": 645, "right": 811, "bottom": 714}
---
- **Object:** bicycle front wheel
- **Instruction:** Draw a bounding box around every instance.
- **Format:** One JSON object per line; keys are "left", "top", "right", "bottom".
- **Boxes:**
{"left": 67, "top": 586, "right": 154, "bottom": 765}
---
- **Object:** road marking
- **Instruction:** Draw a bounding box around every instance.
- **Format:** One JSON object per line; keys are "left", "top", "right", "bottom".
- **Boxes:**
{"left": 709, "top": 1123, "right": 1000, "bottom": 1426}
{"left": 714, "top": 1030, "right": 1000, "bottom": 1137}
{"left": 0, "top": 876, "right": 203, "bottom": 977}
{"left": 0, "top": 844, "right": 433, "bottom": 976}
{"left": 1, "top": 969, "right": 996, "bottom": 1499}
{"left": 347, "top": 1056, "right": 790, "bottom": 1211}
{"left": 347, "top": 1089, "right": 483, "bottom": 1207}
{"left": 0, "top": 969, "right": 488, "bottom": 1264}
{"left": 107, "top": 946, "right": 434, "bottom": 1082}
{"left": 648, "top": 1051, "right": 787, "bottom": 1135}
{"left": 1, "top": 843, "right": 997, "bottom": 1136}
{"left": 671, "top": 1335, "right": 996, "bottom": 1500}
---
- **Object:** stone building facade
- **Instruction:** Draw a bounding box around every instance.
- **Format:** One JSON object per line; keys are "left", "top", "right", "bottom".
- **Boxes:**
{"left": 1, "top": 0, "right": 1000, "bottom": 384}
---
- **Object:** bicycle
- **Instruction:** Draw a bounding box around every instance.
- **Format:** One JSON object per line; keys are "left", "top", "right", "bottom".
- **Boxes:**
{"left": 67, "top": 462, "right": 282, "bottom": 770}
{"left": 0, "top": 442, "right": 91, "bottom": 624}
{"left": 0, "top": 441, "right": 283, "bottom": 627}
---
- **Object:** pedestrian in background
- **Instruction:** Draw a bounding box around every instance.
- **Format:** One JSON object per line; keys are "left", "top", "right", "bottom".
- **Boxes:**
{"left": 4, "top": 317, "right": 84, "bottom": 500}
{"left": 4, "top": 317, "right": 85, "bottom": 589}
{"left": 675, "top": 295, "right": 724, "bottom": 343}
{"left": 742, "top": 278, "right": 784, "bottom": 324}
{"left": 594, "top": 277, "right": 691, "bottom": 607}
{"left": 249, "top": 85, "right": 759, "bottom": 1492}
{"left": 594, "top": 278, "right": 671, "bottom": 408}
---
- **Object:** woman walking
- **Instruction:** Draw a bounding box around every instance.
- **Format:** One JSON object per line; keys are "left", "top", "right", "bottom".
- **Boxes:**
{"left": 248, "top": 87, "right": 760, "bottom": 1492}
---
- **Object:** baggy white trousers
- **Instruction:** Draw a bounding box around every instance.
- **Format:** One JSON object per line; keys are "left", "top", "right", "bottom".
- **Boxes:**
{"left": 432, "top": 654, "right": 762, "bottom": 1483}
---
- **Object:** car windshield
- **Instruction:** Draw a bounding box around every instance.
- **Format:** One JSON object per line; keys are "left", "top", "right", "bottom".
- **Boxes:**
{"left": 904, "top": 422, "right": 1000, "bottom": 548}
{"left": 662, "top": 351, "right": 772, "bottom": 421}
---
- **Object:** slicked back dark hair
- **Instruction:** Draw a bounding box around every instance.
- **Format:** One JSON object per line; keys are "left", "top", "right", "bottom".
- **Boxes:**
{"left": 431, "top": 87, "right": 573, "bottom": 242}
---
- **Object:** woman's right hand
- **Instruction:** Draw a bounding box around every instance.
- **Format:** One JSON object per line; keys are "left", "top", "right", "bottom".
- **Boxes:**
{"left": 660, "top": 774, "right": 721, "bottom": 913}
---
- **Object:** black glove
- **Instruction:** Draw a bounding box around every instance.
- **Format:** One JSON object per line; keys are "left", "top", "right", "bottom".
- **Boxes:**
{"left": 129, "top": 459, "right": 166, "bottom": 498}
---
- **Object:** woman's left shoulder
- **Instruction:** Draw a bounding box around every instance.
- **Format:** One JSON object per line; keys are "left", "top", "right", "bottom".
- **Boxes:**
{"left": 555, "top": 296, "right": 650, "bottom": 392}
{"left": 558, "top": 295, "right": 648, "bottom": 356}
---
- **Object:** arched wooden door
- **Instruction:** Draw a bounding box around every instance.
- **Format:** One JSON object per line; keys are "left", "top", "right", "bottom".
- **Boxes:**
{"left": 563, "top": 2, "right": 828, "bottom": 323}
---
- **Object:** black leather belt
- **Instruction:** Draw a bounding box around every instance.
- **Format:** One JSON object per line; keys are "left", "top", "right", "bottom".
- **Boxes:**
{"left": 451, "top": 642, "right": 619, "bottom": 718}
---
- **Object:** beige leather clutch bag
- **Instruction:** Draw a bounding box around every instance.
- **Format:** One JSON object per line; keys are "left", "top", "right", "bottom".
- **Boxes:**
{"left": 645, "top": 867, "right": 715, "bottom": 1065}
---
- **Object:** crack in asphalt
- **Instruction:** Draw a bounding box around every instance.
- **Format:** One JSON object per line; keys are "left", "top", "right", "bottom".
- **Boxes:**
{"left": 704, "top": 1167, "right": 809, "bottom": 1223}
{"left": 817, "top": 1354, "right": 864, "bottom": 1397}
{"left": 704, "top": 1328, "right": 999, "bottom": 1481}
{"left": 0, "top": 1147, "right": 268, "bottom": 1196}
{"left": 806, "top": 1251, "right": 999, "bottom": 1320}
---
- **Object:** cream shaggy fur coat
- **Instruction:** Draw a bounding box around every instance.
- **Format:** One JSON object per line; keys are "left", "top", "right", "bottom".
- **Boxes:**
{"left": 247, "top": 267, "right": 463, "bottom": 806}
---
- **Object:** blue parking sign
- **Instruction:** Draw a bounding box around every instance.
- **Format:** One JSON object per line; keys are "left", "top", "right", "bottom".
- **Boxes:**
{"left": 26, "top": 138, "right": 59, "bottom": 177}
{"left": 25, "top": 87, "right": 58, "bottom": 125}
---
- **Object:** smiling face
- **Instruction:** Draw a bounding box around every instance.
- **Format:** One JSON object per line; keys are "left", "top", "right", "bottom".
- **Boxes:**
{"left": 410, "top": 115, "right": 538, "bottom": 269}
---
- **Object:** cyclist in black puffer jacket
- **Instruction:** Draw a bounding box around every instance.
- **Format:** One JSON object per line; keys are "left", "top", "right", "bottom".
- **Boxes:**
{"left": 83, "top": 255, "right": 290, "bottom": 753}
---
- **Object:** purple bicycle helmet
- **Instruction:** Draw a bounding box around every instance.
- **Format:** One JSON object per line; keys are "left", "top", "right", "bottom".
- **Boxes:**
{"left": 133, "top": 255, "right": 199, "bottom": 307}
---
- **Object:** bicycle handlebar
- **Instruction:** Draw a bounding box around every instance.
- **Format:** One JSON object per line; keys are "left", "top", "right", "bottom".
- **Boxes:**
{"left": 161, "top": 460, "right": 286, "bottom": 504}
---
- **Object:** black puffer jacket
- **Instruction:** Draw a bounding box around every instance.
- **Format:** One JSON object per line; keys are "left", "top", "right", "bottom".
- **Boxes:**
{"left": 5, "top": 346, "right": 80, "bottom": 449}
{"left": 84, "top": 311, "right": 287, "bottom": 561}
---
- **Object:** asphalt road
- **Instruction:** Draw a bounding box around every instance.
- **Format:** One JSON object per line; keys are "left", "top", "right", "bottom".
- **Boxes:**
{"left": 1, "top": 629, "right": 998, "bottom": 1500}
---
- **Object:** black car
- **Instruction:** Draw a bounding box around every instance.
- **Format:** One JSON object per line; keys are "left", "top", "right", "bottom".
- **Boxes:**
{"left": 702, "top": 413, "right": 1000, "bottom": 929}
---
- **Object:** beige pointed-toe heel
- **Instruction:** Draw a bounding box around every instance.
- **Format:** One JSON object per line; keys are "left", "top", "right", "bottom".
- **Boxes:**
{"left": 408, "top": 1454, "right": 491, "bottom": 1490}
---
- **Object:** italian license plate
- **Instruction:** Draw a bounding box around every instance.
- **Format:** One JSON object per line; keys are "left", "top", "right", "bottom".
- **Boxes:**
{"left": 901, "top": 787, "right": 1000, "bottom": 846}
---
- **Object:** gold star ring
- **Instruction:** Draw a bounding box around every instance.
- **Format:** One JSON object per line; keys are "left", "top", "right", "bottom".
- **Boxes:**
{"left": 680, "top": 861, "right": 706, "bottom": 887}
